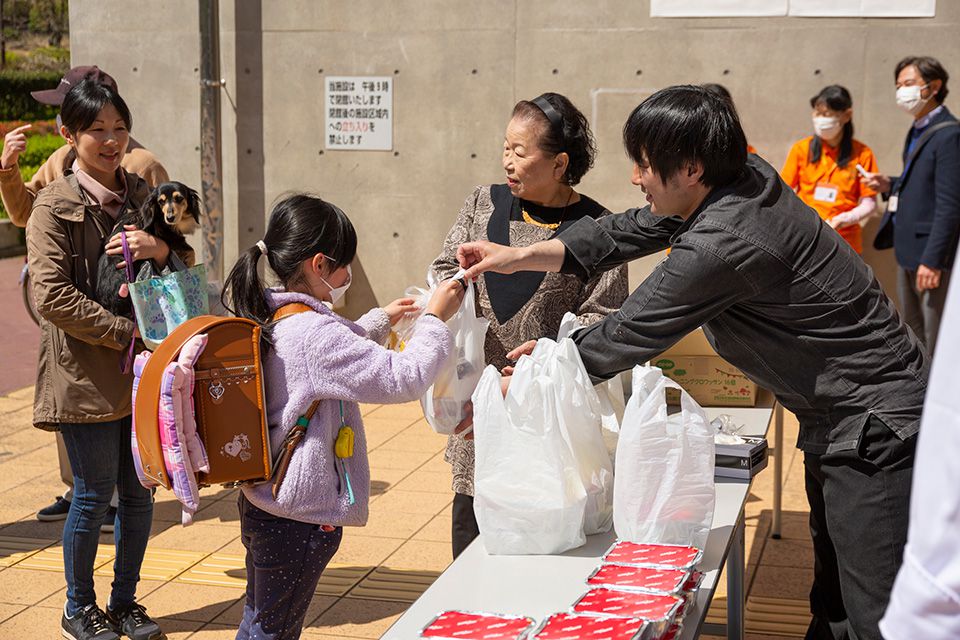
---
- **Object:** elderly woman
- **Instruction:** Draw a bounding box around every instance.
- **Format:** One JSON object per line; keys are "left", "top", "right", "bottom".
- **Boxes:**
{"left": 431, "top": 92, "right": 628, "bottom": 558}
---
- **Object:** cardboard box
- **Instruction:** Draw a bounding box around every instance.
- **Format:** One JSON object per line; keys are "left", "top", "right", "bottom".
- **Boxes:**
{"left": 653, "top": 329, "right": 757, "bottom": 407}
{"left": 715, "top": 435, "right": 769, "bottom": 480}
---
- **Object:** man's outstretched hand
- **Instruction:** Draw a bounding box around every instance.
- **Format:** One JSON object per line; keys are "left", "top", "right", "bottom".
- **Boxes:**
{"left": 457, "top": 241, "right": 522, "bottom": 280}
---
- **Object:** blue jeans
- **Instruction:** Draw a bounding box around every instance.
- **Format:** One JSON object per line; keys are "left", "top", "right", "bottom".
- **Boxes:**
{"left": 60, "top": 417, "right": 153, "bottom": 616}
{"left": 236, "top": 494, "right": 342, "bottom": 640}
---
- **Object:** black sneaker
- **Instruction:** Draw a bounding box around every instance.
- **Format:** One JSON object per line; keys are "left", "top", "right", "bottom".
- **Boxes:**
{"left": 38, "top": 496, "right": 72, "bottom": 521}
{"left": 106, "top": 602, "right": 162, "bottom": 640}
{"left": 61, "top": 603, "right": 120, "bottom": 640}
{"left": 100, "top": 506, "right": 117, "bottom": 534}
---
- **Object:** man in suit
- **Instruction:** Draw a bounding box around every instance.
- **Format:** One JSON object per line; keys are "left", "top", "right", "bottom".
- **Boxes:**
{"left": 866, "top": 56, "right": 960, "bottom": 354}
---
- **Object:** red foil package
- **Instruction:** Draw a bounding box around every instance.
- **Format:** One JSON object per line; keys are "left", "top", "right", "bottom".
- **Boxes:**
{"left": 682, "top": 571, "right": 704, "bottom": 593}
{"left": 602, "top": 541, "right": 702, "bottom": 570}
{"left": 421, "top": 610, "right": 536, "bottom": 639}
{"left": 572, "top": 588, "right": 681, "bottom": 635}
{"left": 660, "top": 623, "right": 683, "bottom": 640}
{"left": 531, "top": 612, "right": 650, "bottom": 640}
{"left": 676, "top": 570, "right": 705, "bottom": 618}
{"left": 587, "top": 564, "right": 689, "bottom": 595}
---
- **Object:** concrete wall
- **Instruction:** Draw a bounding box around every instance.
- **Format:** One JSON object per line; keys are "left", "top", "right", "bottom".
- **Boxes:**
{"left": 70, "top": 0, "right": 960, "bottom": 317}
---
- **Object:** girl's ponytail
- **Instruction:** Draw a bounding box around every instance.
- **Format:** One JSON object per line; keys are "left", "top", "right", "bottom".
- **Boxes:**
{"left": 221, "top": 192, "right": 358, "bottom": 331}
{"left": 222, "top": 245, "right": 272, "bottom": 324}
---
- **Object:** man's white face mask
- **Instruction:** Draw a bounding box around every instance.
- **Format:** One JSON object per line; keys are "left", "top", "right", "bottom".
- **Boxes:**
{"left": 896, "top": 84, "right": 930, "bottom": 115}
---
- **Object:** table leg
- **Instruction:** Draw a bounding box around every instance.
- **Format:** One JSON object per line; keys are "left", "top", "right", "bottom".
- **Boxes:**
{"left": 771, "top": 403, "right": 784, "bottom": 539}
{"left": 727, "top": 514, "right": 746, "bottom": 640}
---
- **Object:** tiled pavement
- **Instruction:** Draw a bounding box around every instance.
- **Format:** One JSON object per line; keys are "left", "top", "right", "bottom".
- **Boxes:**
{"left": 0, "top": 385, "right": 813, "bottom": 639}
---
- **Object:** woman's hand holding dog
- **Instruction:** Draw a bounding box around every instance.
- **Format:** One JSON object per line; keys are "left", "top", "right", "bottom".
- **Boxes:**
{"left": 105, "top": 224, "right": 171, "bottom": 269}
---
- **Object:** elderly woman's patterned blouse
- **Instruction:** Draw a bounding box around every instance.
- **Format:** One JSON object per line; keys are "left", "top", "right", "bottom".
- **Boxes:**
{"left": 431, "top": 184, "right": 628, "bottom": 496}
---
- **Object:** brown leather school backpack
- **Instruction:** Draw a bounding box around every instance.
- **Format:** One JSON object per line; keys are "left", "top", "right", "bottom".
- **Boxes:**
{"left": 134, "top": 304, "right": 309, "bottom": 488}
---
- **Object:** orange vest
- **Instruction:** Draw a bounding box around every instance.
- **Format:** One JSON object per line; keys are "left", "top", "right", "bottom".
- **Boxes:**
{"left": 781, "top": 136, "right": 879, "bottom": 254}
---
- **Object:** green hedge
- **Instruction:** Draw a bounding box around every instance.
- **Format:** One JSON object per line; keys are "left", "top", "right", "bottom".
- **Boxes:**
{"left": 0, "top": 71, "right": 63, "bottom": 121}
{"left": 0, "top": 133, "right": 65, "bottom": 220}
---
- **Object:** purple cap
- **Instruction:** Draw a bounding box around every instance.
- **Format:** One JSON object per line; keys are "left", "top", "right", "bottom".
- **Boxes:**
{"left": 31, "top": 65, "right": 119, "bottom": 106}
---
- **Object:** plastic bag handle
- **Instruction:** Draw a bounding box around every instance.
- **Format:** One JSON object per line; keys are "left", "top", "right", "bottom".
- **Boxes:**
{"left": 166, "top": 251, "right": 190, "bottom": 272}
{"left": 461, "top": 277, "right": 478, "bottom": 318}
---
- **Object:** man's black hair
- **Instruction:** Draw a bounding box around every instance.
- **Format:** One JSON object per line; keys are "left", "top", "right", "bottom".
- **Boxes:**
{"left": 622, "top": 85, "right": 747, "bottom": 188}
{"left": 896, "top": 55, "right": 949, "bottom": 104}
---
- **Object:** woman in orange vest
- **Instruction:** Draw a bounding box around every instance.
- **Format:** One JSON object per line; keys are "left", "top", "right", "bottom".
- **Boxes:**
{"left": 781, "top": 85, "right": 879, "bottom": 254}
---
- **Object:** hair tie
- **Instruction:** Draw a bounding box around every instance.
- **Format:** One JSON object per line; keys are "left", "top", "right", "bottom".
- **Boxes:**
{"left": 255, "top": 240, "right": 268, "bottom": 256}
{"left": 533, "top": 95, "right": 563, "bottom": 132}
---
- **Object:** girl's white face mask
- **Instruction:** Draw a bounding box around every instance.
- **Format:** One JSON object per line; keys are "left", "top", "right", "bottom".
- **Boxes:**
{"left": 896, "top": 84, "right": 930, "bottom": 115}
{"left": 319, "top": 264, "right": 352, "bottom": 305}
{"left": 813, "top": 116, "right": 842, "bottom": 139}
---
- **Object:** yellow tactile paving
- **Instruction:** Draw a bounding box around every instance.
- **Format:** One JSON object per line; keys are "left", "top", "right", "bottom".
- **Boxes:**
{"left": 17, "top": 543, "right": 113, "bottom": 572}
{"left": 175, "top": 554, "right": 374, "bottom": 597}
{"left": 176, "top": 553, "right": 247, "bottom": 589}
{"left": 706, "top": 595, "right": 811, "bottom": 636}
{"left": 348, "top": 566, "right": 440, "bottom": 602}
{"left": 95, "top": 548, "right": 206, "bottom": 581}
{"left": 745, "top": 596, "right": 811, "bottom": 635}
{"left": 318, "top": 565, "right": 375, "bottom": 597}
{"left": 0, "top": 536, "right": 55, "bottom": 567}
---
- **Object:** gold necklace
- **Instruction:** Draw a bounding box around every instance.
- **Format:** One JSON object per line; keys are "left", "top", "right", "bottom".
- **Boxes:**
{"left": 521, "top": 189, "right": 573, "bottom": 230}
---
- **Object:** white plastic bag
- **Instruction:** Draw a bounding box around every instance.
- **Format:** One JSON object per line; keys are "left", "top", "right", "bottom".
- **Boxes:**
{"left": 557, "top": 312, "right": 625, "bottom": 433}
{"left": 473, "top": 358, "right": 587, "bottom": 554}
{"left": 613, "top": 365, "right": 715, "bottom": 549}
{"left": 387, "top": 280, "right": 433, "bottom": 352}
{"left": 526, "top": 338, "right": 614, "bottom": 535}
{"left": 420, "top": 276, "right": 489, "bottom": 434}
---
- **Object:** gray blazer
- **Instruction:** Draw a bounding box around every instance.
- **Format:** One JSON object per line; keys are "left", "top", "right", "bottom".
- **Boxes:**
{"left": 559, "top": 155, "right": 928, "bottom": 454}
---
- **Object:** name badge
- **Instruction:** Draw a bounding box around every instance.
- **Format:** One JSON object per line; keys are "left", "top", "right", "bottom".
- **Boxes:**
{"left": 888, "top": 195, "right": 899, "bottom": 213}
{"left": 813, "top": 183, "right": 839, "bottom": 203}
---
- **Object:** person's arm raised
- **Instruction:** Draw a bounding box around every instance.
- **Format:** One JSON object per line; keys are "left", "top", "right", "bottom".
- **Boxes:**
{"left": 458, "top": 238, "right": 566, "bottom": 280}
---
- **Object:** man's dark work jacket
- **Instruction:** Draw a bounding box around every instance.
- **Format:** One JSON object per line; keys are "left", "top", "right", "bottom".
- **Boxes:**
{"left": 558, "top": 155, "right": 928, "bottom": 454}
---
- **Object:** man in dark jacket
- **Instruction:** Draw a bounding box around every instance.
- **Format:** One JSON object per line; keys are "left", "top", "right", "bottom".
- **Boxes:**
{"left": 866, "top": 56, "right": 960, "bottom": 353}
{"left": 459, "top": 86, "right": 927, "bottom": 640}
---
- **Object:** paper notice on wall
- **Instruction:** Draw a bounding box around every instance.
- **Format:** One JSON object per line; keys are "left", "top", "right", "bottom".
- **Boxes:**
{"left": 788, "top": 0, "right": 860, "bottom": 15}
{"left": 651, "top": 0, "right": 934, "bottom": 17}
{"left": 860, "top": 0, "right": 935, "bottom": 16}
{"left": 650, "top": 0, "right": 787, "bottom": 17}
{"left": 324, "top": 76, "right": 393, "bottom": 151}
{"left": 789, "top": 0, "right": 935, "bottom": 15}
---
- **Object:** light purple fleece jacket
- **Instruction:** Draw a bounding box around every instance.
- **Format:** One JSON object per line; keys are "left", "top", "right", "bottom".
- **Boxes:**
{"left": 241, "top": 289, "right": 453, "bottom": 526}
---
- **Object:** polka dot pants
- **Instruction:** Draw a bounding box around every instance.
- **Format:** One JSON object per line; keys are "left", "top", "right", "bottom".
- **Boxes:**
{"left": 236, "top": 494, "right": 343, "bottom": 640}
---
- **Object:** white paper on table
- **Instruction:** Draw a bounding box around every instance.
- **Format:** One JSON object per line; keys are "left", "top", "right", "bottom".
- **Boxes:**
{"left": 651, "top": 0, "right": 787, "bottom": 17}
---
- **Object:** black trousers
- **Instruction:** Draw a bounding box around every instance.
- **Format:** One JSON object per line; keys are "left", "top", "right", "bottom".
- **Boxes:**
{"left": 803, "top": 415, "right": 915, "bottom": 640}
{"left": 237, "top": 494, "right": 343, "bottom": 640}
{"left": 451, "top": 493, "right": 480, "bottom": 559}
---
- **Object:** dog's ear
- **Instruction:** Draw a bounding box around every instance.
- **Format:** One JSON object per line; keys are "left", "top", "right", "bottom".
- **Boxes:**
{"left": 139, "top": 189, "right": 159, "bottom": 232}
{"left": 187, "top": 187, "right": 202, "bottom": 224}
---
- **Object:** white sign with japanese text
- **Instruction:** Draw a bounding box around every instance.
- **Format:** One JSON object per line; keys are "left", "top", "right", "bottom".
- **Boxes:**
{"left": 651, "top": 0, "right": 933, "bottom": 16}
{"left": 325, "top": 76, "right": 393, "bottom": 151}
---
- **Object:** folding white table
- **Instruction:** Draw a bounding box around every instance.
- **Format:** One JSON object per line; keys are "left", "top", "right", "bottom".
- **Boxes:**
{"left": 384, "top": 394, "right": 778, "bottom": 640}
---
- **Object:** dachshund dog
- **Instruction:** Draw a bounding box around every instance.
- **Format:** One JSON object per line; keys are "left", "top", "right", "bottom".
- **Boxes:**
{"left": 95, "top": 181, "right": 202, "bottom": 318}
